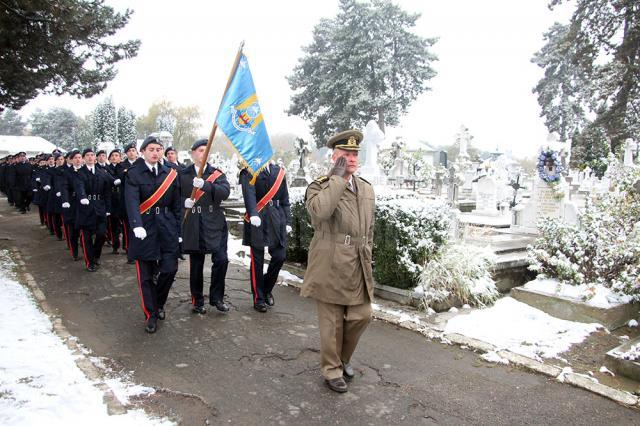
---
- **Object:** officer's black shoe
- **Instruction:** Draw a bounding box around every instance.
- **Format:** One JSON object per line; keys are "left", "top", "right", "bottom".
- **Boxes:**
{"left": 94, "top": 258, "right": 101, "bottom": 266}
{"left": 266, "top": 293, "right": 275, "bottom": 307}
{"left": 73, "top": 255, "right": 80, "bottom": 261}
{"left": 178, "top": 254, "right": 186, "bottom": 261}
{"left": 211, "top": 300, "right": 229, "bottom": 312}
{"left": 20, "top": 210, "right": 26, "bottom": 214}
{"left": 86, "top": 264, "right": 97, "bottom": 272}
{"left": 253, "top": 303, "right": 268, "bottom": 313}
{"left": 342, "top": 362, "right": 355, "bottom": 381}
{"left": 127, "top": 259, "right": 135, "bottom": 265}
{"left": 325, "top": 377, "right": 348, "bottom": 393}
{"left": 145, "top": 317, "right": 157, "bottom": 333}
{"left": 112, "top": 249, "right": 119, "bottom": 255}
{"left": 157, "top": 308, "right": 166, "bottom": 320}
{"left": 192, "top": 305, "right": 207, "bottom": 315}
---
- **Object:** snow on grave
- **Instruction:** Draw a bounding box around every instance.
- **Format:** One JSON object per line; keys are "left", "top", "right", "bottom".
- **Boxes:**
{"left": 0, "top": 250, "right": 170, "bottom": 425}
{"left": 511, "top": 278, "right": 638, "bottom": 330}
{"left": 444, "top": 297, "right": 601, "bottom": 362}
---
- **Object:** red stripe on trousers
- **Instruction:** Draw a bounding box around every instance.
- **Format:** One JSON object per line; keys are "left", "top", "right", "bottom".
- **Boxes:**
{"left": 250, "top": 248, "right": 258, "bottom": 304}
{"left": 122, "top": 219, "right": 129, "bottom": 251}
{"left": 80, "top": 230, "right": 89, "bottom": 268}
{"left": 135, "top": 261, "right": 151, "bottom": 320}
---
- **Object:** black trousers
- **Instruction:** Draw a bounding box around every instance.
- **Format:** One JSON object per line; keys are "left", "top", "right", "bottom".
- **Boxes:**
{"left": 121, "top": 216, "right": 132, "bottom": 260}
{"left": 79, "top": 217, "right": 106, "bottom": 268}
{"left": 249, "top": 244, "right": 286, "bottom": 306}
{"left": 188, "top": 232, "right": 229, "bottom": 307}
{"left": 63, "top": 221, "right": 79, "bottom": 259}
{"left": 135, "top": 256, "right": 178, "bottom": 320}
{"left": 15, "top": 189, "right": 30, "bottom": 212}
{"left": 107, "top": 215, "right": 121, "bottom": 251}
{"left": 51, "top": 213, "right": 63, "bottom": 239}
{"left": 38, "top": 206, "right": 45, "bottom": 225}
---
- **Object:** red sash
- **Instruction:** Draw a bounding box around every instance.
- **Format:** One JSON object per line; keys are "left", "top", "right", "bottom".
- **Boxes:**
{"left": 193, "top": 170, "right": 222, "bottom": 203}
{"left": 139, "top": 168, "right": 178, "bottom": 214}
{"left": 243, "top": 168, "right": 286, "bottom": 222}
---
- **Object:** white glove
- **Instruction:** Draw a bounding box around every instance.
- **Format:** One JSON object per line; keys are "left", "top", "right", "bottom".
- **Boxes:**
{"left": 106, "top": 212, "right": 111, "bottom": 217}
{"left": 113, "top": 179, "right": 121, "bottom": 186}
{"left": 178, "top": 237, "right": 183, "bottom": 243}
{"left": 193, "top": 177, "right": 204, "bottom": 189}
{"left": 36, "top": 177, "right": 40, "bottom": 182}
{"left": 62, "top": 202, "right": 70, "bottom": 208}
{"left": 80, "top": 198, "right": 89, "bottom": 205}
{"left": 250, "top": 216, "right": 261, "bottom": 227}
{"left": 286, "top": 225, "right": 292, "bottom": 234}
{"left": 43, "top": 185, "right": 51, "bottom": 191}
{"left": 56, "top": 192, "right": 61, "bottom": 197}
{"left": 133, "top": 227, "right": 147, "bottom": 240}
{"left": 184, "top": 198, "right": 195, "bottom": 209}
{"left": 33, "top": 189, "right": 37, "bottom": 192}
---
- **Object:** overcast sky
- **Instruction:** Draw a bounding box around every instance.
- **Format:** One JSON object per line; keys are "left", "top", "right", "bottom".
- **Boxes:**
{"left": 20, "top": 0, "right": 574, "bottom": 158}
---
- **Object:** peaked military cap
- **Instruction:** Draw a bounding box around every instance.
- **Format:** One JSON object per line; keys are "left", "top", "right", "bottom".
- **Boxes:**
{"left": 327, "top": 129, "right": 363, "bottom": 151}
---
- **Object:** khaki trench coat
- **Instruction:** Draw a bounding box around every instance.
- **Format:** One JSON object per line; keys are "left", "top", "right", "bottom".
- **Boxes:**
{"left": 301, "top": 175, "right": 375, "bottom": 305}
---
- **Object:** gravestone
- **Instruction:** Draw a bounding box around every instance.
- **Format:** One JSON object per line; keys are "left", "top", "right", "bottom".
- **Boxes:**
{"left": 473, "top": 176, "right": 498, "bottom": 216}
{"left": 624, "top": 138, "right": 635, "bottom": 167}
{"left": 359, "top": 120, "right": 386, "bottom": 185}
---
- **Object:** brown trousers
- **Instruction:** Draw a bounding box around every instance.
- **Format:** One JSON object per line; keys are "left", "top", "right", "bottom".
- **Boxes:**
{"left": 316, "top": 300, "right": 372, "bottom": 380}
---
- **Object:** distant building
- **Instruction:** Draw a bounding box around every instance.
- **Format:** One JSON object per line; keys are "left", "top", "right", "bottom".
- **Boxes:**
{"left": 0, "top": 135, "right": 61, "bottom": 157}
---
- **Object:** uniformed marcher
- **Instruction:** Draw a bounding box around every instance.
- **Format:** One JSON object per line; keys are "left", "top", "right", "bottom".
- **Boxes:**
{"left": 119, "top": 143, "right": 139, "bottom": 264}
{"left": 164, "top": 147, "right": 184, "bottom": 171}
{"left": 125, "top": 136, "right": 181, "bottom": 333}
{"left": 180, "top": 139, "right": 231, "bottom": 314}
{"left": 239, "top": 161, "right": 292, "bottom": 312}
{"left": 61, "top": 150, "right": 82, "bottom": 260}
{"left": 74, "top": 148, "right": 112, "bottom": 272}
{"left": 301, "top": 130, "right": 375, "bottom": 393}
{"left": 13, "top": 151, "right": 33, "bottom": 214}
{"left": 31, "top": 157, "right": 48, "bottom": 225}
{"left": 106, "top": 149, "right": 124, "bottom": 254}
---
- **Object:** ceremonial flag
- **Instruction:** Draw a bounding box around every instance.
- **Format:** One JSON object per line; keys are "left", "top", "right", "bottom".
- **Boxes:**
{"left": 216, "top": 54, "right": 273, "bottom": 181}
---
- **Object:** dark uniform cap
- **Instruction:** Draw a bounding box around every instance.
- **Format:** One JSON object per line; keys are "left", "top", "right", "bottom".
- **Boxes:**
{"left": 191, "top": 139, "right": 208, "bottom": 151}
{"left": 164, "top": 146, "right": 176, "bottom": 155}
{"left": 16, "top": 151, "right": 26, "bottom": 156}
{"left": 82, "top": 147, "right": 94, "bottom": 157}
{"left": 68, "top": 149, "right": 81, "bottom": 159}
{"left": 108, "top": 149, "right": 121, "bottom": 159}
{"left": 327, "top": 130, "right": 363, "bottom": 151}
{"left": 53, "top": 153, "right": 63, "bottom": 160}
{"left": 123, "top": 142, "right": 137, "bottom": 153}
{"left": 96, "top": 149, "right": 106, "bottom": 156}
{"left": 140, "top": 136, "right": 162, "bottom": 151}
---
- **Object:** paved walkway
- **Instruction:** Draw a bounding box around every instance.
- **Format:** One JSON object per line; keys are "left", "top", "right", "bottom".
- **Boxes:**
{"left": 1, "top": 202, "right": 638, "bottom": 424}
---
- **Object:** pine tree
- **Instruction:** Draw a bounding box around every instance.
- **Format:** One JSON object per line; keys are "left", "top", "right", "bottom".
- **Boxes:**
{"left": 117, "top": 106, "right": 137, "bottom": 147}
{"left": 287, "top": 0, "right": 438, "bottom": 147}
{"left": 533, "top": 0, "right": 640, "bottom": 166}
{"left": 0, "top": 109, "right": 26, "bottom": 135}
{"left": 30, "top": 107, "right": 79, "bottom": 150}
{"left": 93, "top": 96, "right": 117, "bottom": 146}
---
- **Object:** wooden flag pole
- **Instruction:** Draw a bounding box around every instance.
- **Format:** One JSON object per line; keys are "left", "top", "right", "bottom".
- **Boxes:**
{"left": 184, "top": 41, "right": 245, "bottom": 221}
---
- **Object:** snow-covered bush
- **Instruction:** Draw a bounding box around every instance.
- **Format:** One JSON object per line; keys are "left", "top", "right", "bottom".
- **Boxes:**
{"left": 528, "top": 159, "right": 640, "bottom": 301}
{"left": 287, "top": 193, "right": 452, "bottom": 290}
{"left": 373, "top": 198, "right": 451, "bottom": 289}
{"left": 416, "top": 244, "right": 499, "bottom": 311}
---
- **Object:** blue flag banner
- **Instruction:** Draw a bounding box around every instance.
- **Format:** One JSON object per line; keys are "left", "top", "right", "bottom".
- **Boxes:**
{"left": 216, "top": 54, "right": 273, "bottom": 179}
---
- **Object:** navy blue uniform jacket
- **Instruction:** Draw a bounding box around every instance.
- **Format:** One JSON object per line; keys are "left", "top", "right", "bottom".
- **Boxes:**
{"left": 73, "top": 165, "right": 112, "bottom": 229}
{"left": 125, "top": 162, "right": 181, "bottom": 261}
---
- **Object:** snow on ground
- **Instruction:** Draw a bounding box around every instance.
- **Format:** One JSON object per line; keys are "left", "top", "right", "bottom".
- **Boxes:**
{"left": 0, "top": 250, "right": 171, "bottom": 425}
{"left": 524, "top": 278, "right": 633, "bottom": 308}
{"left": 372, "top": 303, "right": 423, "bottom": 325}
{"left": 444, "top": 297, "right": 602, "bottom": 361}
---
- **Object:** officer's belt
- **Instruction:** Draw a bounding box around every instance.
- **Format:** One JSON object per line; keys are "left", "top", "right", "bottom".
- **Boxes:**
{"left": 87, "top": 194, "right": 102, "bottom": 200}
{"left": 144, "top": 206, "right": 171, "bottom": 215}
{"left": 315, "top": 230, "right": 367, "bottom": 246}
{"left": 265, "top": 199, "right": 281, "bottom": 207}
{"left": 189, "top": 205, "right": 220, "bottom": 214}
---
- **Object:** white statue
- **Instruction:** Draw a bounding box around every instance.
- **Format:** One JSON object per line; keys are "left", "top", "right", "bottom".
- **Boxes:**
{"left": 359, "top": 120, "right": 385, "bottom": 185}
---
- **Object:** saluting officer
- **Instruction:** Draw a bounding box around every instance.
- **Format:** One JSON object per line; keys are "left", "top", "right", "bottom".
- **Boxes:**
{"left": 74, "top": 148, "right": 112, "bottom": 272}
{"left": 125, "top": 136, "right": 181, "bottom": 334}
{"left": 239, "top": 161, "right": 292, "bottom": 312}
{"left": 180, "top": 139, "right": 231, "bottom": 314}
{"left": 301, "top": 130, "right": 375, "bottom": 394}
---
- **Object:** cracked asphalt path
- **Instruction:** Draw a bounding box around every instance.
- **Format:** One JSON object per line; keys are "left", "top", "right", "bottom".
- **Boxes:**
{"left": 1, "top": 202, "right": 639, "bottom": 424}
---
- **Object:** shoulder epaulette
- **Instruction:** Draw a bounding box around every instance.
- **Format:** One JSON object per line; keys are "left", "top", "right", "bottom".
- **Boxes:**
{"left": 313, "top": 176, "right": 329, "bottom": 184}
{"left": 358, "top": 176, "right": 372, "bottom": 186}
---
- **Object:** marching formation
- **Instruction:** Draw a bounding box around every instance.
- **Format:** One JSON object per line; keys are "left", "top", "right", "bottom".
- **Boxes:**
{"left": 0, "top": 136, "right": 292, "bottom": 334}
{"left": 0, "top": 129, "right": 374, "bottom": 393}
